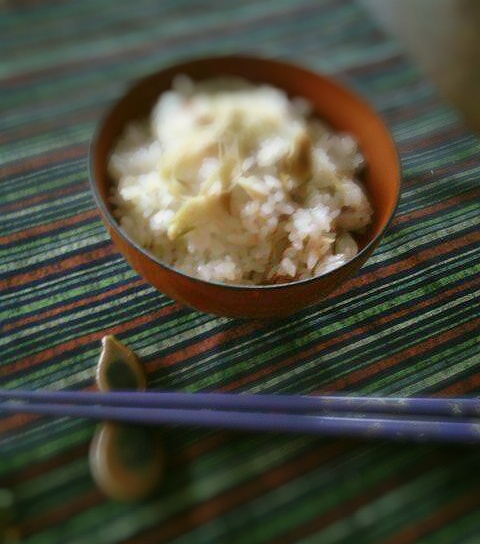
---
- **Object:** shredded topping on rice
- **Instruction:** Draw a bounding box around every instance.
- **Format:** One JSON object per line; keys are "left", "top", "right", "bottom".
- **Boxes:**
{"left": 109, "top": 76, "right": 372, "bottom": 285}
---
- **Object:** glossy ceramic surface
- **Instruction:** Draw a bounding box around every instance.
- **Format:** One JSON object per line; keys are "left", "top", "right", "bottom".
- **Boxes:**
{"left": 89, "top": 56, "right": 401, "bottom": 318}
{"left": 89, "top": 336, "right": 164, "bottom": 501}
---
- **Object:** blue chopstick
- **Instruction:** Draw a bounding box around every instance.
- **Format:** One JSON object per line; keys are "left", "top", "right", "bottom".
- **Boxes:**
{"left": 0, "top": 389, "right": 479, "bottom": 417}
{"left": 1, "top": 389, "right": 480, "bottom": 443}
{"left": 1, "top": 398, "right": 480, "bottom": 443}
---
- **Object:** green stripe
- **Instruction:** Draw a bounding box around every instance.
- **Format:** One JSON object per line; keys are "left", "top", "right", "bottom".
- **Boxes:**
{"left": 0, "top": 0, "right": 341, "bottom": 79}
{"left": 359, "top": 340, "right": 480, "bottom": 395}
{"left": 0, "top": 258, "right": 132, "bottom": 304}
{"left": 1, "top": 126, "right": 91, "bottom": 163}
{"left": 424, "top": 511, "right": 480, "bottom": 544}
{"left": 179, "top": 288, "right": 477, "bottom": 392}
{"left": 1, "top": 161, "right": 84, "bottom": 194}
{"left": 1, "top": 223, "right": 107, "bottom": 266}
{"left": 2, "top": 250, "right": 476, "bottom": 392}
{"left": 0, "top": 422, "right": 94, "bottom": 474}
{"left": 0, "top": 191, "right": 91, "bottom": 225}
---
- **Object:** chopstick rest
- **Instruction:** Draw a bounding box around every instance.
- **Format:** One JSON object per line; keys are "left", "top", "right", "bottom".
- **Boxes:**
{"left": 88, "top": 336, "right": 164, "bottom": 502}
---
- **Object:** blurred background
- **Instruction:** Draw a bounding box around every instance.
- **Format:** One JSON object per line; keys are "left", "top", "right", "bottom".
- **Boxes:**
{"left": 361, "top": 0, "right": 480, "bottom": 134}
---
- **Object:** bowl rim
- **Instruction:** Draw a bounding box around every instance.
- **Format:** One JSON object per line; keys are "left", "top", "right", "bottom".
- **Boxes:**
{"left": 88, "top": 54, "right": 402, "bottom": 292}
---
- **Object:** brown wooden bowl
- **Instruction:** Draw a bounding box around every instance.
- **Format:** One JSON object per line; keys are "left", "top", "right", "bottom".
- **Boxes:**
{"left": 89, "top": 55, "right": 401, "bottom": 318}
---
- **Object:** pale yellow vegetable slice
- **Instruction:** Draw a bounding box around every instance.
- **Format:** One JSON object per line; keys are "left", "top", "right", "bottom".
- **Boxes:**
{"left": 237, "top": 176, "right": 269, "bottom": 199}
{"left": 168, "top": 193, "right": 225, "bottom": 240}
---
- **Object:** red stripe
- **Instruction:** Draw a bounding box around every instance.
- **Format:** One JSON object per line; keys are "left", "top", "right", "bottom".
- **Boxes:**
{"left": 0, "top": 244, "right": 114, "bottom": 290}
{"left": 436, "top": 371, "right": 480, "bottom": 396}
{"left": 384, "top": 487, "right": 480, "bottom": 544}
{"left": 323, "top": 318, "right": 478, "bottom": 392}
{"left": 0, "top": 182, "right": 86, "bottom": 214}
{"left": 2, "top": 276, "right": 145, "bottom": 333}
{"left": 0, "top": 209, "right": 96, "bottom": 245}
{"left": 21, "top": 489, "right": 104, "bottom": 538}
{"left": 2, "top": 232, "right": 475, "bottom": 387}
{"left": 2, "top": 442, "right": 90, "bottom": 487}
{"left": 0, "top": 413, "right": 40, "bottom": 435}
{"left": 145, "top": 319, "right": 260, "bottom": 371}
{"left": 1, "top": 145, "right": 85, "bottom": 177}
{"left": 275, "top": 453, "right": 480, "bottom": 544}
{"left": 399, "top": 124, "right": 469, "bottom": 154}
{"left": 0, "top": 107, "right": 103, "bottom": 146}
{"left": 2, "top": 2, "right": 327, "bottom": 88}
{"left": 393, "top": 188, "right": 478, "bottom": 223}
{"left": 122, "top": 440, "right": 352, "bottom": 544}
{"left": 399, "top": 160, "right": 480, "bottom": 190}
{"left": 0, "top": 300, "right": 179, "bottom": 379}
{"left": 214, "top": 276, "right": 478, "bottom": 393}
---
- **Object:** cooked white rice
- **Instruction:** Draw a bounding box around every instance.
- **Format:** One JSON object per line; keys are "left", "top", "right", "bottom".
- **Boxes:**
{"left": 108, "top": 76, "right": 373, "bottom": 285}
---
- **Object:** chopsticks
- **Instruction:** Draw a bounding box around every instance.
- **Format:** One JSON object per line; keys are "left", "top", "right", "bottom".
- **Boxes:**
{"left": 1, "top": 389, "right": 480, "bottom": 443}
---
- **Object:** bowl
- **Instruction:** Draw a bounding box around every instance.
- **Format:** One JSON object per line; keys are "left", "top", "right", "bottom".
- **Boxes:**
{"left": 89, "top": 55, "right": 400, "bottom": 318}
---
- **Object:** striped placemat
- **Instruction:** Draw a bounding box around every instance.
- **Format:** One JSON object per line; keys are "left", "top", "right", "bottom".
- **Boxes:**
{"left": 1, "top": 0, "right": 479, "bottom": 542}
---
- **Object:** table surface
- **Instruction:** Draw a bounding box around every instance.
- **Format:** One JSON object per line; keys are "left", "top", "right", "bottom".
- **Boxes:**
{"left": 1, "top": 1, "right": 479, "bottom": 543}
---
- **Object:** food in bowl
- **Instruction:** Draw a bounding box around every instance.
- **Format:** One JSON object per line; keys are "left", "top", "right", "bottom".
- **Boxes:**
{"left": 108, "top": 76, "right": 373, "bottom": 285}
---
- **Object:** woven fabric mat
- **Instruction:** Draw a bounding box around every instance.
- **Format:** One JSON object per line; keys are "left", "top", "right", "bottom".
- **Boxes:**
{"left": 1, "top": 0, "right": 479, "bottom": 542}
